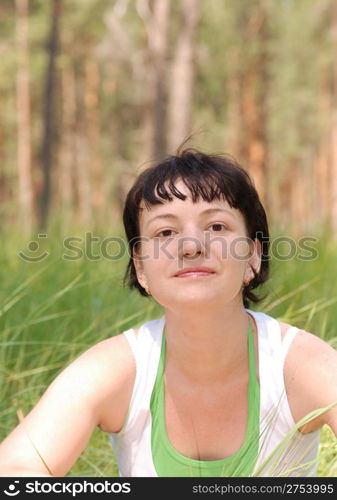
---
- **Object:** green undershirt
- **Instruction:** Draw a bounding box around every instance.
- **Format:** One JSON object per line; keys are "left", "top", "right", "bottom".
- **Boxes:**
{"left": 150, "top": 322, "right": 260, "bottom": 477}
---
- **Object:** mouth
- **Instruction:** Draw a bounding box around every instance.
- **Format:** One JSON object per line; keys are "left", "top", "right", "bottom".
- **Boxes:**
{"left": 174, "top": 268, "right": 216, "bottom": 278}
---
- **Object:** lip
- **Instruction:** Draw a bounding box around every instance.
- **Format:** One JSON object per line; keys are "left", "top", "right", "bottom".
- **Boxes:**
{"left": 174, "top": 267, "right": 216, "bottom": 278}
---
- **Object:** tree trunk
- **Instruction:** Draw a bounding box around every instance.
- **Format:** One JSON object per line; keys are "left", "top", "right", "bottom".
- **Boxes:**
{"left": 314, "top": 2, "right": 337, "bottom": 238}
{"left": 315, "top": 64, "right": 332, "bottom": 230}
{"left": 167, "top": 0, "right": 200, "bottom": 153}
{"left": 0, "top": 123, "right": 7, "bottom": 219}
{"left": 226, "top": 47, "right": 242, "bottom": 160}
{"left": 39, "top": 0, "right": 61, "bottom": 230}
{"left": 85, "top": 57, "right": 104, "bottom": 221}
{"left": 238, "top": 0, "right": 269, "bottom": 210}
{"left": 75, "top": 60, "right": 92, "bottom": 226}
{"left": 75, "top": 126, "right": 92, "bottom": 225}
{"left": 291, "top": 161, "right": 308, "bottom": 236}
{"left": 148, "top": 0, "right": 170, "bottom": 159}
{"left": 16, "top": 0, "right": 33, "bottom": 231}
{"left": 331, "top": 1, "right": 337, "bottom": 236}
{"left": 58, "top": 37, "right": 76, "bottom": 227}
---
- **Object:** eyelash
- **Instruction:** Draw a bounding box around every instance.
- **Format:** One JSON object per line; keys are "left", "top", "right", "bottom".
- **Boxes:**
{"left": 155, "top": 223, "right": 228, "bottom": 238}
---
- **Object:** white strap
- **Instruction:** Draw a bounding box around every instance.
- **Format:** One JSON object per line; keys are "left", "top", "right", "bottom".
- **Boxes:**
{"left": 282, "top": 326, "right": 300, "bottom": 360}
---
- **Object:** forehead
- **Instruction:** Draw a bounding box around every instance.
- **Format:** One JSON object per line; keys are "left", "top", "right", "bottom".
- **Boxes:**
{"left": 138, "top": 180, "right": 246, "bottom": 227}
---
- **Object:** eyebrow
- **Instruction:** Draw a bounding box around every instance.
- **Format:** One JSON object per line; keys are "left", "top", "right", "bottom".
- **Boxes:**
{"left": 146, "top": 208, "right": 236, "bottom": 227}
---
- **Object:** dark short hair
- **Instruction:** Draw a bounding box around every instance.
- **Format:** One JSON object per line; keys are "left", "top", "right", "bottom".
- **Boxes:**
{"left": 122, "top": 148, "right": 270, "bottom": 308}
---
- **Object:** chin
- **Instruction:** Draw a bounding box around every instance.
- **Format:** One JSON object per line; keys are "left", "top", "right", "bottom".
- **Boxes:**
{"left": 167, "top": 291, "right": 224, "bottom": 307}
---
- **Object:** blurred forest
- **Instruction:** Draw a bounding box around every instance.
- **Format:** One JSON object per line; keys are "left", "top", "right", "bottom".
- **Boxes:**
{"left": 1, "top": 0, "right": 337, "bottom": 237}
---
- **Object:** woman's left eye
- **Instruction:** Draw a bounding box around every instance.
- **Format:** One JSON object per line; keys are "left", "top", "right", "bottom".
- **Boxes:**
{"left": 208, "top": 223, "right": 228, "bottom": 232}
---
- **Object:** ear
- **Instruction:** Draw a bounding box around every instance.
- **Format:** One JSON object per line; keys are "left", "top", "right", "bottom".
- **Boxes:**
{"left": 244, "top": 238, "right": 262, "bottom": 283}
{"left": 132, "top": 246, "right": 147, "bottom": 290}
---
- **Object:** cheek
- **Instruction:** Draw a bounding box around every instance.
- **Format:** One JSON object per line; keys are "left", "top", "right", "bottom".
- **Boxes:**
{"left": 228, "top": 237, "right": 251, "bottom": 262}
{"left": 209, "top": 236, "right": 250, "bottom": 262}
{"left": 142, "top": 239, "right": 178, "bottom": 262}
{"left": 140, "top": 242, "right": 175, "bottom": 277}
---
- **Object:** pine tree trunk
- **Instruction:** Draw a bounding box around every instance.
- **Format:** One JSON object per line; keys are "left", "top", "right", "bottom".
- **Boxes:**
{"left": 58, "top": 42, "right": 76, "bottom": 227}
{"left": 39, "top": 0, "right": 61, "bottom": 230}
{"left": 16, "top": 0, "right": 33, "bottom": 231}
{"left": 167, "top": 0, "right": 200, "bottom": 153}
{"left": 316, "top": 64, "right": 332, "bottom": 230}
{"left": 75, "top": 127, "right": 92, "bottom": 225}
{"left": 85, "top": 58, "right": 104, "bottom": 221}
{"left": 0, "top": 124, "right": 6, "bottom": 213}
{"left": 331, "top": 1, "right": 337, "bottom": 235}
{"left": 238, "top": 1, "right": 269, "bottom": 209}
{"left": 226, "top": 47, "right": 241, "bottom": 160}
{"left": 148, "top": 0, "right": 170, "bottom": 159}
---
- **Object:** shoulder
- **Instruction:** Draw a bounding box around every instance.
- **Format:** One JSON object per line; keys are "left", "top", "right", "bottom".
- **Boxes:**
{"left": 55, "top": 332, "right": 137, "bottom": 433}
{"left": 61, "top": 332, "right": 135, "bottom": 385}
{"left": 281, "top": 323, "right": 337, "bottom": 434}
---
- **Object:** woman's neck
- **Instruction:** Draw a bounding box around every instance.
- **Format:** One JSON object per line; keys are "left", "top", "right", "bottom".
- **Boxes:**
{"left": 163, "top": 301, "right": 254, "bottom": 385}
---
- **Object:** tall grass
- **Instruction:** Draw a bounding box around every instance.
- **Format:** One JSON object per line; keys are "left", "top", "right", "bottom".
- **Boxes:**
{"left": 0, "top": 227, "right": 336, "bottom": 476}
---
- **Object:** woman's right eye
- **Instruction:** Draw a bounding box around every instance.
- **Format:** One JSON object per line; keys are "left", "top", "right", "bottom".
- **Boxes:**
{"left": 156, "top": 229, "right": 175, "bottom": 238}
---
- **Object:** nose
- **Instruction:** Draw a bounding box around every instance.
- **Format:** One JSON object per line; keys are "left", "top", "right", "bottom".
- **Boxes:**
{"left": 178, "top": 230, "right": 208, "bottom": 259}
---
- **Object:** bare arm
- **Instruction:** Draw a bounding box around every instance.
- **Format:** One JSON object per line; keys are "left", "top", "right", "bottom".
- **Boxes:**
{"left": 285, "top": 330, "right": 337, "bottom": 435}
{"left": 0, "top": 334, "right": 135, "bottom": 476}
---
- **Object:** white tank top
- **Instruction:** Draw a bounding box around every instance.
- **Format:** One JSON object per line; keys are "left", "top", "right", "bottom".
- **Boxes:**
{"left": 110, "top": 309, "right": 320, "bottom": 477}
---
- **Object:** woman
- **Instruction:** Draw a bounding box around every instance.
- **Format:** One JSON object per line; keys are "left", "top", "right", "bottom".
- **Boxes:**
{"left": 0, "top": 149, "right": 336, "bottom": 477}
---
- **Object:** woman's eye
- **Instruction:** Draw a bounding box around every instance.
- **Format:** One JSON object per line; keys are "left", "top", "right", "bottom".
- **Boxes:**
{"left": 156, "top": 229, "right": 175, "bottom": 238}
{"left": 208, "top": 223, "right": 227, "bottom": 232}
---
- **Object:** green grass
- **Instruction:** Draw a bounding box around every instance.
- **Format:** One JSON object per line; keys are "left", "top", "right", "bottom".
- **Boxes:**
{"left": 0, "top": 226, "right": 336, "bottom": 476}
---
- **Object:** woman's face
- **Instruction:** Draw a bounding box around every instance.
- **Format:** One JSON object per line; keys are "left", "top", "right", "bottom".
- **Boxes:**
{"left": 133, "top": 179, "right": 261, "bottom": 310}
